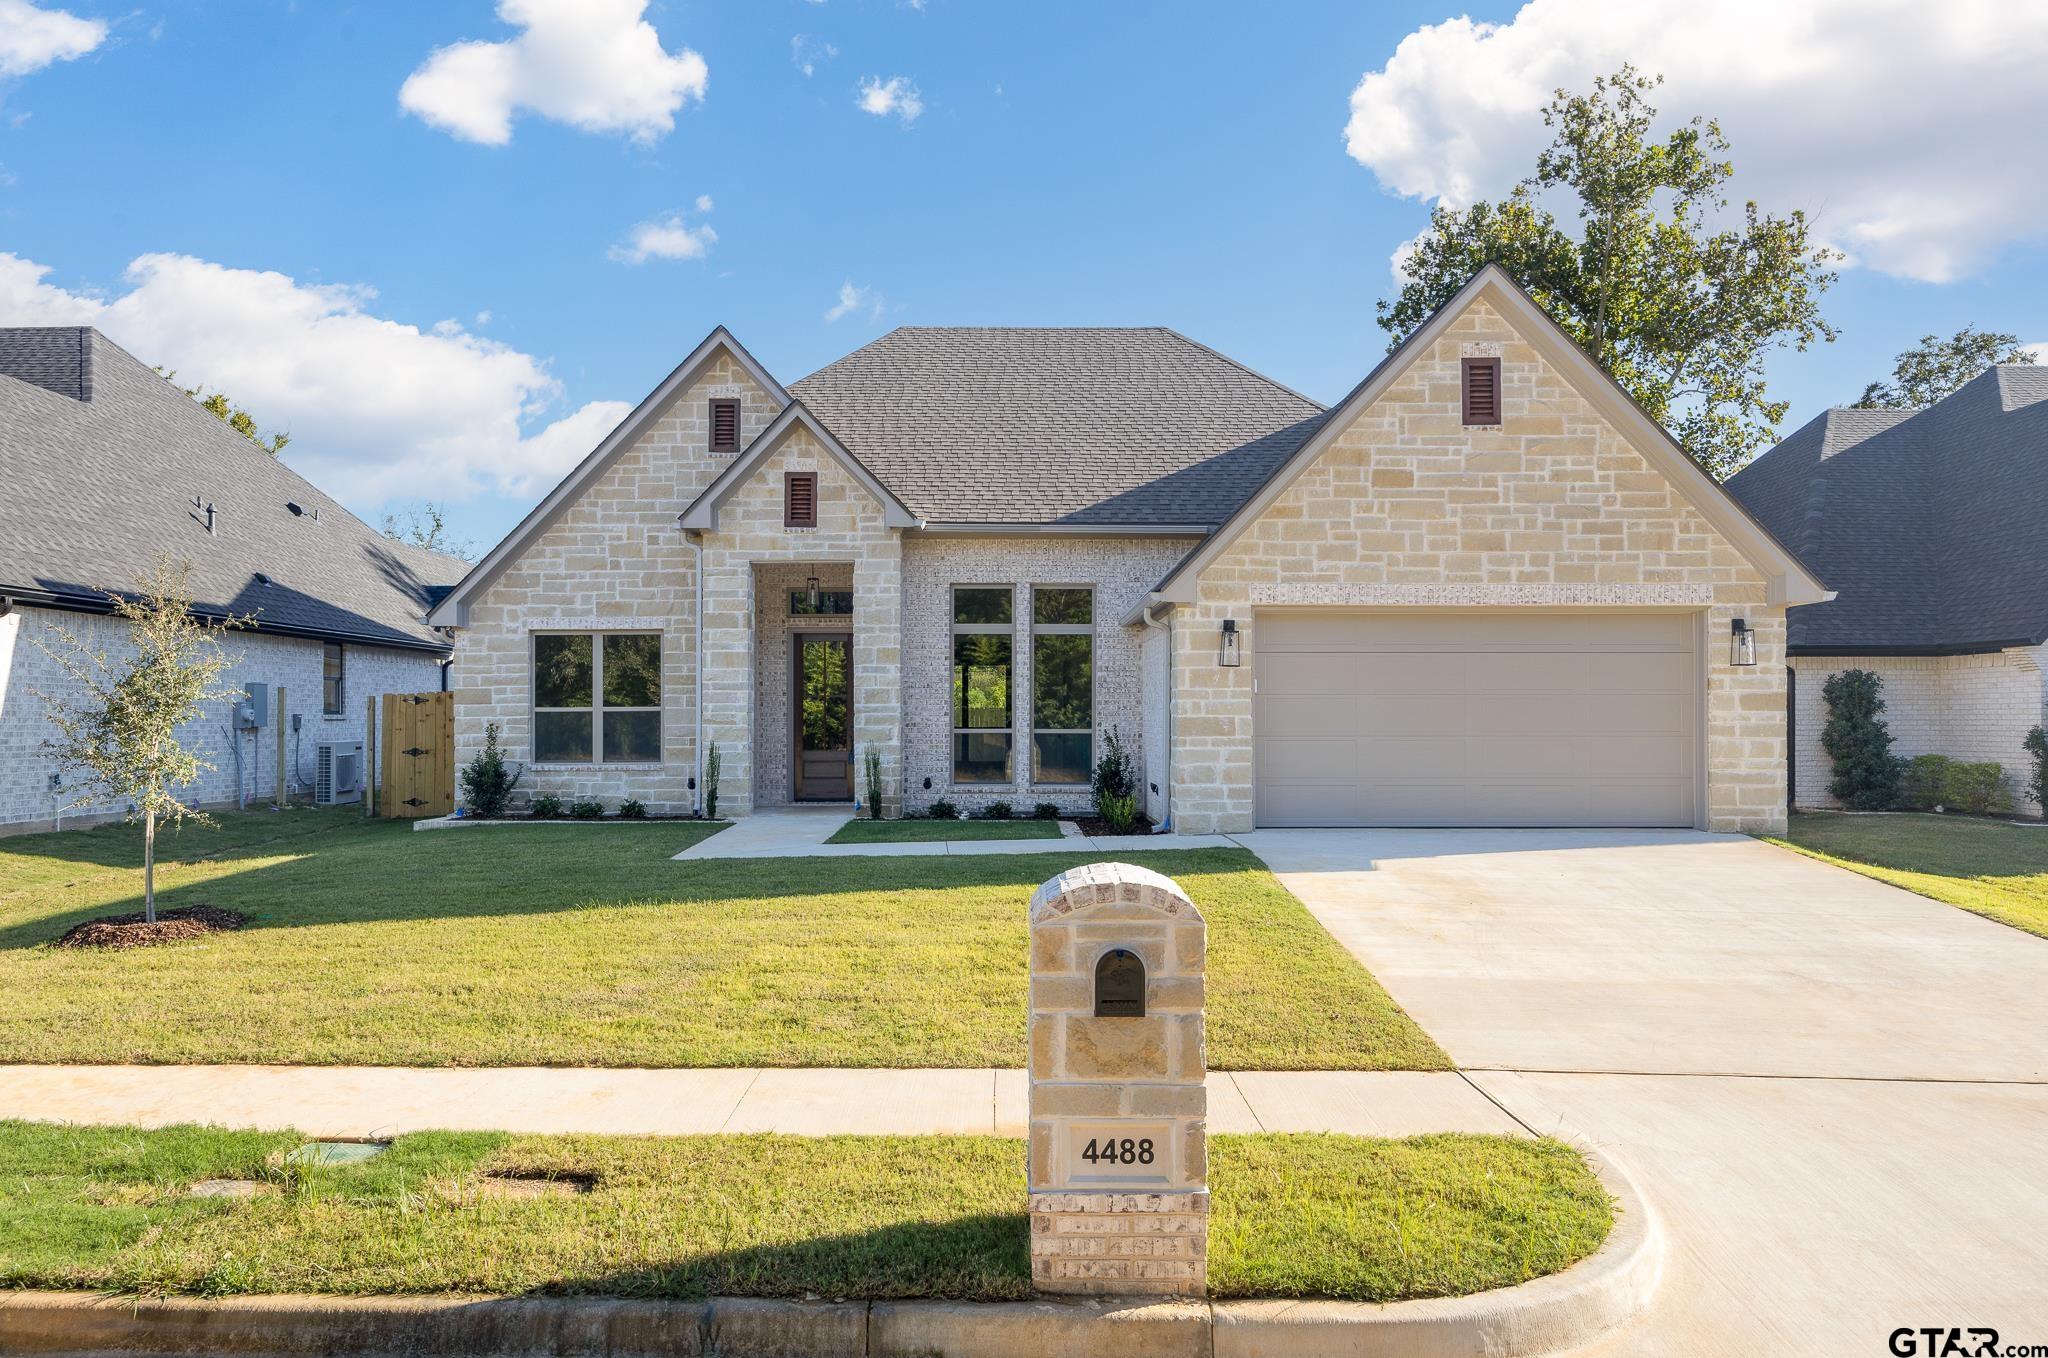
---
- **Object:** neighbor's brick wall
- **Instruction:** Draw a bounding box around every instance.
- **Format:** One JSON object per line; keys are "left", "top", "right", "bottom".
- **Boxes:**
{"left": 1171, "top": 296, "right": 1789, "bottom": 835}
{"left": 1, "top": 605, "right": 440, "bottom": 833}
{"left": 450, "top": 355, "right": 779, "bottom": 814}
{"left": 898, "top": 536, "right": 1196, "bottom": 817}
{"left": 1791, "top": 650, "right": 2047, "bottom": 815}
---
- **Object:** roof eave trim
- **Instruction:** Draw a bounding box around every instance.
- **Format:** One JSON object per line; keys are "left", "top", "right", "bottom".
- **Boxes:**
{"left": 427, "top": 327, "right": 791, "bottom": 628}
{"left": 6, "top": 585, "right": 452, "bottom": 654}
{"left": 909, "top": 521, "right": 1210, "bottom": 537}
{"left": 1149, "top": 265, "right": 1831, "bottom": 606}
{"left": 1789, "top": 638, "right": 2040, "bottom": 658}
{"left": 677, "top": 401, "right": 921, "bottom": 531}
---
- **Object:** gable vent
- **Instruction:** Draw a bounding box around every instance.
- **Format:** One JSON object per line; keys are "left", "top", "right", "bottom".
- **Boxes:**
{"left": 1461, "top": 357, "right": 1502, "bottom": 426}
{"left": 709, "top": 398, "right": 740, "bottom": 452}
{"left": 784, "top": 471, "right": 817, "bottom": 528}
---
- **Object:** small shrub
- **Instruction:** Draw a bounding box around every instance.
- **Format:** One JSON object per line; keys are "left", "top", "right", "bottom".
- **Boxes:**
{"left": 1820, "top": 670, "right": 1901, "bottom": 811}
{"left": 1032, "top": 801, "right": 1061, "bottom": 821}
{"left": 568, "top": 799, "right": 605, "bottom": 820}
{"left": 863, "top": 745, "right": 883, "bottom": 820}
{"left": 1898, "top": 754, "right": 1951, "bottom": 811}
{"left": 2026, "top": 727, "right": 2048, "bottom": 814}
{"left": 703, "top": 741, "right": 721, "bottom": 820}
{"left": 459, "top": 721, "right": 522, "bottom": 819}
{"left": 1097, "top": 791, "right": 1139, "bottom": 835}
{"left": 1091, "top": 725, "right": 1136, "bottom": 820}
{"left": 1941, "top": 761, "right": 2013, "bottom": 817}
{"left": 977, "top": 800, "right": 1013, "bottom": 820}
{"left": 928, "top": 798, "right": 958, "bottom": 820}
{"left": 529, "top": 793, "right": 564, "bottom": 820}
{"left": 617, "top": 798, "right": 647, "bottom": 819}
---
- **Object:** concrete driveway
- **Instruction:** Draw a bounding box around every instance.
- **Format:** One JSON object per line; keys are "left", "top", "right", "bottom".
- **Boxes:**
{"left": 1237, "top": 828, "right": 2048, "bottom": 1355}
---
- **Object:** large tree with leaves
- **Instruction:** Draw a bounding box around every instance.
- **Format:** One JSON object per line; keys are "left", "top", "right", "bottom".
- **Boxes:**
{"left": 1852, "top": 325, "right": 2038, "bottom": 409}
{"left": 33, "top": 560, "right": 249, "bottom": 922}
{"left": 1379, "top": 67, "right": 1840, "bottom": 480}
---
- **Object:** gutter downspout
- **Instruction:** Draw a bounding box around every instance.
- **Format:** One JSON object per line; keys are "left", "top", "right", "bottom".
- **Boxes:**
{"left": 684, "top": 522, "right": 704, "bottom": 817}
{"left": 1137, "top": 600, "right": 1173, "bottom": 834}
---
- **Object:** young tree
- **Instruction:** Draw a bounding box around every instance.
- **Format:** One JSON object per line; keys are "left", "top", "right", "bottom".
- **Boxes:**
{"left": 1852, "top": 326, "right": 2039, "bottom": 408}
{"left": 33, "top": 560, "right": 249, "bottom": 923}
{"left": 1380, "top": 66, "right": 1840, "bottom": 480}
{"left": 381, "top": 501, "right": 479, "bottom": 561}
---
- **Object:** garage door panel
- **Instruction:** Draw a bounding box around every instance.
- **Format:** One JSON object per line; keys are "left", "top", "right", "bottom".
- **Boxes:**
{"left": 1253, "top": 611, "right": 1698, "bottom": 828}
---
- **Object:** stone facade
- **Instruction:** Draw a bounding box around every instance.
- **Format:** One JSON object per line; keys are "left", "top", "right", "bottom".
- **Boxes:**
{"left": 1026, "top": 862, "right": 1208, "bottom": 1297}
{"left": 0, "top": 604, "right": 441, "bottom": 834}
{"left": 898, "top": 536, "right": 1195, "bottom": 817}
{"left": 1168, "top": 297, "right": 1791, "bottom": 835}
{"left": 1791, "top": 650, "right": 2047, "bottom": 815}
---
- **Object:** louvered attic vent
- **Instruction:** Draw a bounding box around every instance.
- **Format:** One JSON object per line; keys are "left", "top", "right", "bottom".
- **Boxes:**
{"left": 784, "top": 471, "right": 817, "bottom": 528}
{"left": 1462, "top": 357, "right": 1502, "bottom": 426}
{"left": 709, "top": 398, "right": 740, "bottom": 452}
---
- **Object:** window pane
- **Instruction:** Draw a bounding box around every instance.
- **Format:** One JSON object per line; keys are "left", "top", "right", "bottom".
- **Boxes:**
{"left": 602, "top": 710, "right": 660, "bottom": 763}
{"left": 952, "top": 587, "right": 1012, "bottom": 625}
{"left": 789, "top": 589, "right": 853, "bottom": 616}
{"left": 534, "top": 635, "right": 592, "bottom": 708}
{"left": 1034, "top": 732, "right": 1092, "bottom": 785}
{"left": 1033, "top": 634, "right": 1091, "bottom": 730}
{"left": 953, "top": 732, "right": 1012, "bottom": 783}
{"left": 799, "top": 639, "right": 850, "bottom": 752}
{"left": 1033, "top": 587, "right": 1092, "bottom": 625}
{"left": 603, "top": 634, "right": 661, "bottom": 707}
{"left": 953, "top": 635, "right": 1012, "bottom": 729}
{"left": 535, "top": 711, "right": 593, "bottom": 763}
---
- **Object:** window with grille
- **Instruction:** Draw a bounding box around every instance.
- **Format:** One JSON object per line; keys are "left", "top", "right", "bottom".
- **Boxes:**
{"left": 1031, "top": 586, "right": 1092, "bottom": 784}
{"left": 532, "top": 632, "right": 662, "bottom": 764}
{"left": 951, "top": 586, "right": 1013, "bottom": 784}
{"left": 322, "top": 643, "right": 344, "bottom": 715}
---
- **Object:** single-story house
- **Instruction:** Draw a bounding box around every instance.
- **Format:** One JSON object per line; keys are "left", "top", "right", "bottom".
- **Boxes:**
{"left": 1728, "top": 364, "right": 2048, "bottom": 815}
{"left": 0, "top": 326, "right": 465, "bottom": 834}
{"left": 429, "top": 265, "right": 1824, "bottom": 834}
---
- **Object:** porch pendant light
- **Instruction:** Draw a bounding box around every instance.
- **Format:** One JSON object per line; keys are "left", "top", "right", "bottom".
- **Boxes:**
{"left": 806, "top": 576, "right": 821, "bottom": 611}
{"left": 1730, "top": 617, "right": 1757, "bottom": 667}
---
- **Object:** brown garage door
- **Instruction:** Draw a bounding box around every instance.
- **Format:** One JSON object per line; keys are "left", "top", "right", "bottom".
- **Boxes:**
{"left": 1254, "top": 612, "right": 1699, "bottom": 828}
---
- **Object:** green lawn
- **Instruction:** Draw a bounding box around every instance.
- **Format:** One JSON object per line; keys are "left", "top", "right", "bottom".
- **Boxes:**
{"left": 0, "top": 810, "right": 1446, "bottom": 1071}
{"left": 1772, "top": 812, "right": 2048, "bottom": 940}
{"left": 827, "top": 817, "right": 1062, "bottom": 844}
{"left": 0, "top": 1121, "right": 1610, "bottom": 1303}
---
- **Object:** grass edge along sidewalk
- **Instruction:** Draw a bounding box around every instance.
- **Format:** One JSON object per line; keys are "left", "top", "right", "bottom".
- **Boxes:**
{"left": 0, "top": 1120, "right": 1612, "bottom": 1305}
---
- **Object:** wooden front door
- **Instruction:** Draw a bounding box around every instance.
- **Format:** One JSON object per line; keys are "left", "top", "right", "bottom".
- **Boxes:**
{"left": 793, "top": 633, "right": 853, "bottom": 801}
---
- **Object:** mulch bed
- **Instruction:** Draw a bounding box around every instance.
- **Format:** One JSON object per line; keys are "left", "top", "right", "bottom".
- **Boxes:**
{"left": 1070, "top": 814, "right": 1157, "bottom": 837}
{"left": 55, "top": 905, "right": 245, "bottom": 951}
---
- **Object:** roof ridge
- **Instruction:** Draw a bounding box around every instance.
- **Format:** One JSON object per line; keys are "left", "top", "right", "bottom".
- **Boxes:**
{"left": 1155, "top": 327, "right": 1325, "bottom": 412}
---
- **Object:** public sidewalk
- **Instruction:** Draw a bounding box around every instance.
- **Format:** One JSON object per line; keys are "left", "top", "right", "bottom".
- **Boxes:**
{"left": 0, "top": 1064, "right": 1524, "bottom": 1141}
{"left": 673, "top": 806, "right": 1239, "bottom": 860}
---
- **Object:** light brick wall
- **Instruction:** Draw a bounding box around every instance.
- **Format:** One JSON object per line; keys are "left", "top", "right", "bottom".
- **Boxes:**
{"left": 1791, "top": 650, "right": 2047, "bottom": 814}
{"left": 1170, "top": 297, "right": 1789, "bottom": 835}
{"left": 1, "top": 604, "right": 440, "bottom": 833}
{"left": 450, "top": 356, "right": 778, "bottom": 814}
{"left": 898, "top": 536, "right": 1196, "bottom": 817}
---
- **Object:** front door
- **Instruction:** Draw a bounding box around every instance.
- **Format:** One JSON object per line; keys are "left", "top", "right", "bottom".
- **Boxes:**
{"left": 793, "top": 633, "right": 853, "bottom": 801}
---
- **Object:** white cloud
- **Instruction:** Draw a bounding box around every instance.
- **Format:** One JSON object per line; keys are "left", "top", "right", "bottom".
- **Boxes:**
{"left": 1343, "top": 0, "right": 2048, "bottom": 284}
{"left": 0, "top": 251, "right": 631, "bottom": 504}
{"left": 856, "top": 75, "right": 922, "bottom": 126}
{"left": 790, "top": 33, "right": 836, "bottom": 78}
{"left": 608, "top": 207, "right": 717, "bottom": 265}
{"left": 823, "top": 280, "right": 884, "bottom": 323}
{"left": 400, "top": 0, "right": 707, "bottom": 146}
{"left": 0, "top": 0, "right": 104, "bottom": 77}
{"left": 2024, "top": 342, "right": 2048, "bottom": 364}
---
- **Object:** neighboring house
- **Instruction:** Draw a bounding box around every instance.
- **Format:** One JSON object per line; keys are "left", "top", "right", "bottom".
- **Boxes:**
{"left": 430, "top": 265, "right": 1823, "bottom": 834}
{"left": 0, "top": 327, "right": 466, "bottom": 834}
{"left": 1728, "top": 365, "right": 2048, "bottom": 815}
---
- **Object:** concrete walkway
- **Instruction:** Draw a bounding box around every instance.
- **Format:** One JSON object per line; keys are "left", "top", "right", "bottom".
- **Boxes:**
{"left": 674, "top": 805, "right": 1239, "bottom": 859}
{"left": 1237, "top": 827, "right": 2048, "bottom": 1356}
{"left": 0, "top": 1064, "right": 1524, "bottom": 1141}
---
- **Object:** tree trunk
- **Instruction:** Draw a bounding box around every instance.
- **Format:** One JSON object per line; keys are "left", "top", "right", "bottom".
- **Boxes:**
{"left": 143, "top": 809, "right": 156, "bottom": 925}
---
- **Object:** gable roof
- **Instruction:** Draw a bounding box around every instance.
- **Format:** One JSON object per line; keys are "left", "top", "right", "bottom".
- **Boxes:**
{"left": 787, "top": 326, "right": 1327, "bottom": 527}
{"left": 428, "top": 326, "right": 790, "bottom": 627}
{"left": 1728, "top": 365, "right": 2048, "bottom": 653}
{"left": 1143, "top": 265, "right": 1831, "bottom": 609}
{"left": 0, "top": 328, "right": 465, "bottom": 652}
{"left": 678, "top": 400, "right": 919, "bottom": 531}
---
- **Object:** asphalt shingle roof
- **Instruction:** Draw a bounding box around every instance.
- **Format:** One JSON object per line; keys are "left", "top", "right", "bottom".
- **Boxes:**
{"left": 0, "top": 327, "right": 463, "bottom": 651}
{"left": 1728, "top": 366, "right": 2048, "bottom": 652}
{"left": 787, "top": 326, "right": 1328, "bottom": 526}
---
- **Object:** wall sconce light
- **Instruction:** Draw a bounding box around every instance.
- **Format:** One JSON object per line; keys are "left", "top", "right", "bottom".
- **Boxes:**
{"left": 806, "top": 575, "right": 821, "bottom": 611}
{"left": 1220, "top": 618, "right": 1242, "bottom": 667}
{"left": 1730, "top": 617, "right": 1757, "bottom": 667}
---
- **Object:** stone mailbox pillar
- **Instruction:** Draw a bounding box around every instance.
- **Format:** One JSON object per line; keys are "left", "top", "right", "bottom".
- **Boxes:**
{"left": 1026, "top": 861, "right": 1207, "bottom": 1297}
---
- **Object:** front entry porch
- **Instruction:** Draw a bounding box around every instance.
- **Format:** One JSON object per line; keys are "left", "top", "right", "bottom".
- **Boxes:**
{"left": 753, "top": 563, "right": 856, "bottom": 807}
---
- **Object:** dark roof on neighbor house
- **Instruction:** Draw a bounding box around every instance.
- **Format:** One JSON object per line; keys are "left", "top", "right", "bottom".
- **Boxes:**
{"left": 1728, "top": 365, "right": 2048, "bottom": 654}
{"left": 0, "top": 327, "right": 465, "bottom": 652}
{"left": 788, "top": 327, "right": 1329, "bottom": 526}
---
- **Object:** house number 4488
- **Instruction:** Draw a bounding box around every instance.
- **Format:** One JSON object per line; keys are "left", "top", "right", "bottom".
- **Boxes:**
{"left": 1080, "top": 1137, "right": 1155, "bottom": 1166}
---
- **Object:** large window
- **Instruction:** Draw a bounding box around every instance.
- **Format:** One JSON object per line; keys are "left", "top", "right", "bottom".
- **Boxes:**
{"left": 322, "top": 643, "right": 344, "bottom": 715}
{"left": 1032, "top": 587, "right": 1093, "bottom": 784}
{"left": 532, "top": 632, "right": 662, "bottom": 764}
{"left": 951, "top": 586, "right": 1013, "bottom": 783}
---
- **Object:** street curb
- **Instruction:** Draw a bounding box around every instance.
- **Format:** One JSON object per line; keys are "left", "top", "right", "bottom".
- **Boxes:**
{"left": 0, "top": 1152, "right": 1659, "bottom": 1358}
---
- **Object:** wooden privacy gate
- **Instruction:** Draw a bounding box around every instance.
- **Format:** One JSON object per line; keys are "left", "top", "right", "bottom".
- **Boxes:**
{"left": 375, "top": 691, "right": 454, "bottom": 818}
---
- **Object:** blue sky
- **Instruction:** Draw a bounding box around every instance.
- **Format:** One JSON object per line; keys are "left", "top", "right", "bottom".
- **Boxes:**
{"left": 3, "top": 0, "right": 2044, "bottom": 550}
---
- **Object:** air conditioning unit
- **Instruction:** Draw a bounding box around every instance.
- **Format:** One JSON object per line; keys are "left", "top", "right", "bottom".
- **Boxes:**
{"left": 315, "top": 740, "right": 365, "bottom": 806}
